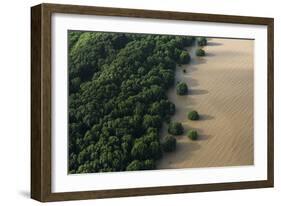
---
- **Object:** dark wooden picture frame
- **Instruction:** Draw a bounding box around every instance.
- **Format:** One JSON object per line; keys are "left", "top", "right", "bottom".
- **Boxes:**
{"left": 31, "top": 3, "right": 274, "bottom": 202}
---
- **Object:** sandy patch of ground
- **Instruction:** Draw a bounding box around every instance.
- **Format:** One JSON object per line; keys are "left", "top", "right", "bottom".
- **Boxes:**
{"left": 158, "top": 38, "right": 254, "bottom": 169}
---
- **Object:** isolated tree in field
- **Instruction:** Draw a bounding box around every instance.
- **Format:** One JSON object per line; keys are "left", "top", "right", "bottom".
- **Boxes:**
{"left": 196, "top": 48, "right": 206, "bottom": 57}
{"left": 187, "top": 130, "right": 198, "bottom": 140}
{"left": 179, "top": 51, "right": 191, "bottom": 64}
{"left": 168, "top": 122, "right": 184, "bottom": 135}
{"left": 176, "top": 82, "right": 188, "bottom": 95}
{"left": 162, "top": 135, "right": 177, "bottom": 152}
{"left": 188, "top": 110, "right": 200, "bottom": 120}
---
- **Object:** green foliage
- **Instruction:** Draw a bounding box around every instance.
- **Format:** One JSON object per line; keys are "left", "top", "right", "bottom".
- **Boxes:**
{"left": 176, "top": 82, "right": 188, "bottom": 95}
{"left": 143, "top": 159, "right": 156, "bottom": 170}
{"left": 69, "top": 77, "right": 81, "bottom": 93}
{"left": 68, "top": 31, "right": 83, "bottom": 49}
{"left": 143, "top": 115, "right": 162, "bottom": 129}
{"left": 182, "top": 36, "right": 195, "bottom": 47}
{"left": 187, "top": 130, "right": 198, "bottom": 140}
{"left": 188, "top": 110, "right": 199, "bottom": 120}
{"left": 197, "top": 37, "right": 207, "bottom": 46}
{"left": 162, "top": 135, "right": 177, "bottom": 152}
{"left": 68, "top": 31, "right": 192, "bottom": 173}
{"left": 126, "top": 160, "right": 143, "bottom": 171}
{"left": 168, "top": 122, "right": 184, "bottom": 135}
{"left": 196, "top": 48, "right": 206, "bottom": 57}
{"left": 149, "top": 141, "right": 163, "bottom": 159}
{"left": 131, "top": 138, "right": 149, "bottom": 160}
{"left": 126, "top": 159, "right": 156, "bottom": 171}
{"left": 179, "top": 51, "right": 191, "bottom": 64}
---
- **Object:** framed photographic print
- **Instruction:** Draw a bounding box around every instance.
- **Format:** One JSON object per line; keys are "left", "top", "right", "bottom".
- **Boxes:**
{"left": 31, "top": 3, "right": 274, "bottom": 202}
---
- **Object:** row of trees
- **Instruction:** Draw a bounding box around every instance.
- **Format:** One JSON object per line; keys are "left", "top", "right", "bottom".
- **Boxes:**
{"left": 186, "top": 38, "right": 207, "bottom": 139}
{"left": 174, "top": 37, "right": 208, "bottom": 141}
{"left": 68, "top": 31, "right": 197, "bottom": 173}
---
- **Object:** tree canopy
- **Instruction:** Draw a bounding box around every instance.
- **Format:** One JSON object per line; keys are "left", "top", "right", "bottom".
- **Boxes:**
{"left": 188, "top": 110, "right": 200, "bottom": 120}
{"left": 196, "top": 48, "right": 206, "bottom": 57}
{"left": 162, "top": 135, "right": 177, "bottom": 152}
{"left": 179, "top": 51, "right": 191, "bottom": 64}
{"left": 176, "top": 82, "right": 188, "bottom": 95}
{"left": 187, "top": 130, "right": 198, "bottom": 140}
{"left": 168, "top": 122, "right": 184, "bottom": 135}
{"left": 197, "top": 37, "right": 207, "bottom": 46}
{"left": 68, "top": 31, "right": 195, "bottom": 173}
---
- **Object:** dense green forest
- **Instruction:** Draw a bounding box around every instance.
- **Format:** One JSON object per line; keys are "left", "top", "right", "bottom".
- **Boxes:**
{"left": 68, "top": 31, "right": 197, "bottom": 173}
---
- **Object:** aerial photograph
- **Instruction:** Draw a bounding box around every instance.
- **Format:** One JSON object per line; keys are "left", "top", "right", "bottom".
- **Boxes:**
{"left": 67, "top": 31, "right": 254, "bottom": 174}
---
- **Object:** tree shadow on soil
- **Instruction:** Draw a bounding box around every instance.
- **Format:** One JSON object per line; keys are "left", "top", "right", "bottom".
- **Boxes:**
{"left": 189, "top": 89, "right": 209, "bottom": 95}
{"left": 168, "top": 141, "right": 202, "bottom": 164}
{"left": 207, "top": 41, "right": 223, "bottom": 46}
{"left": 199, "top": 114, "right": 215, "bottom": 121}
{"left": 185, "top": 77, "right": 199, "bottom": 87}
{"left": 198, "top": 134, "right": 212, "bottom": 141}
{"left": 191, "top": 58, "right": 207, "bottom": 66}
{"left": 183, "top": 65, "right": 198, "bottom": 74}
{"left": 205, "top": 52, "right": 216, "bottom": 57}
